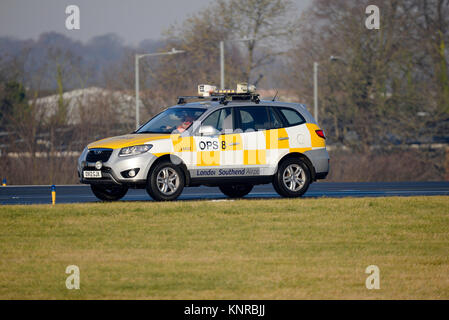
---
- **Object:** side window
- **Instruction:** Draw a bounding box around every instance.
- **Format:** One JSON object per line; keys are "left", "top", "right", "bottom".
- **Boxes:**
{"left": 201, "top": 108, "right": 232, "bottom": 133}
{"left": 267, "top": 107, "right": 283, "bottom": 129}
{"left": 202, "top": 109, "right": 220, "bottom": 129}
{"left": 217, "top": 108, "right": 232, "bottom": 132}
{"left": 236, "top": 107, "right": 270, "bottom": 131}
{"left": 277, "top": 107, "right": 306, "bottom": 127}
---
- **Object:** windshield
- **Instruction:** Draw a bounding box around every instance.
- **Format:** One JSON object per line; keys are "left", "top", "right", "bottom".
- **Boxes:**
{"left": 136, "top": 107, "right": 206, "bottom": 134}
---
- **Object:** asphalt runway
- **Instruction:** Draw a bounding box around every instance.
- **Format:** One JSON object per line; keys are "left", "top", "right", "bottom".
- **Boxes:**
{"left": 1, "top": 181, "right": 448, "bottom": 205}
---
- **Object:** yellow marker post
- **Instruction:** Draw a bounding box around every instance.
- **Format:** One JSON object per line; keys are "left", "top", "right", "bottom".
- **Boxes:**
{"left": 51, "top": 185, "right": 56, "bottom": 205}
{"left": 2, "top": 178, "right": 6, "bottom": 186}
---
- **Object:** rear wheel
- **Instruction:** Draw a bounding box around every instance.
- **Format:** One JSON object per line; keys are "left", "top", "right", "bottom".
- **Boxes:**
{"left": 219, "top": 184, "right": 253, "bottom": 198}
{"left": 146, "top": 161, "right": 185, "bottom": 201}
{"left": 273, "top": 158, "right": 311, "bottom": 198}
{"left": 90, "top": 184, "right": 128, "bottom": 201}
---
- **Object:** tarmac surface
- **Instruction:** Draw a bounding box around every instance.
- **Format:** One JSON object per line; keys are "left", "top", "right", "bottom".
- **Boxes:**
{"left": 1, "top": 181, "right": 448, "bottom": 205}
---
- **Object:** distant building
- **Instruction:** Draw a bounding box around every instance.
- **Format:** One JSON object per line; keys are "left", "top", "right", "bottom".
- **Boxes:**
{"left": 33, "top": 87, "right": 141, "bottom": 126}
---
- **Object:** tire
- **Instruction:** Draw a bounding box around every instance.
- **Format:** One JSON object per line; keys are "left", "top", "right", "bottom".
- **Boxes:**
{"left": 90, "top": 184, "right": 128, "bottom": 201}
{"left": 272, "top": 158, "right": 311, "bottom": 198}
{"left": 146, "top": 161, "right": 185, "bottom": 201}
{"left": 219, "top": 184, "right": 253, "bottom": 198}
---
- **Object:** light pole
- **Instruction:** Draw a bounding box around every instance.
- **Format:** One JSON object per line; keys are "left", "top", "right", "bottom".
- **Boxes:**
{"left": 220, "top": 41, "right": 225, "bottom": 89}
{"left": 220, "top": 37, "right": 255, "bottom": 89}
{"left": 313, "top": 56, "right": 347, "bottom": 124}
{"left": 313, "top": 61, "right": 319, "bottom": 123}
{"left": 135, "top": 48, "right": 185, "bottom": 130}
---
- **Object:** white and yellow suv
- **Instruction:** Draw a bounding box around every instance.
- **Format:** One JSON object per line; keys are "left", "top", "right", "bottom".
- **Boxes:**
{"left": 77, "top": 84, "right": 329, "bottom": 201}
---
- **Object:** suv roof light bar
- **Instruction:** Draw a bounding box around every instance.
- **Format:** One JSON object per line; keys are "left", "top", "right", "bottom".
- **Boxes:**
{"left": 177, "top": 92, "right": 260, "bottom": 105}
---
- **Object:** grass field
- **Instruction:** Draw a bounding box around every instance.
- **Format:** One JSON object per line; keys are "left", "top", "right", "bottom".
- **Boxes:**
{"left": 0, "top": 196, "right": 448, "bottom": 299}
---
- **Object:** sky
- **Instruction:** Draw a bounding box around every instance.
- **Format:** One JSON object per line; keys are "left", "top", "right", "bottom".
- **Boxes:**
{"left": 0, "top": 0, "right": 311, "bottom": 46}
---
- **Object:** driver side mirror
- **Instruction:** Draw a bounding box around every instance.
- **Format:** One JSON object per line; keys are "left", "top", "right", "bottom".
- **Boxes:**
{"left": 198, "top": 125, "right": 218, "bottom": 136}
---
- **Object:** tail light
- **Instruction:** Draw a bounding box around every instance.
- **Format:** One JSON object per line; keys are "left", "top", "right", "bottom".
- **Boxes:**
{"left": 315, "top": 129, "right": 326, "bottom": 139}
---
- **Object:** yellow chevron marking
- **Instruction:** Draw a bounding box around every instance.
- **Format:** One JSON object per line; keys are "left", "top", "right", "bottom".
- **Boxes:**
{"left": 88, "top": 134, "right": 170, "bottom": 149}
{"left": 220, "top": 133, "right": 243, "bottom": 150}
{"left": 197, "top": 151, "right": 220, "bottom": 166}
{"left": 244, "top": 149, "right": 266, "bottom": 165}
{"left": 265, "top": 128, "right": 289, "bottom": 149}
{"left": 171, "top": 135, "right": 196, "bottom": 152}
{"left": 306, "top": 123, "right": 326, "bottom": 148}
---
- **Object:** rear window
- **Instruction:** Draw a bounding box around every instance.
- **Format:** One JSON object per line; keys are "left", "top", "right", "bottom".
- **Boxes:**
{"left": 277, "top": 107, "right": 306, "bottom": 127}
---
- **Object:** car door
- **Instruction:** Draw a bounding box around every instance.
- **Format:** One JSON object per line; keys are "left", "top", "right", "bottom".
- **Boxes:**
{"left": 264, "top": 106, "right": 291, "bottom": 171}
{"left": 233, "top": 106, "right": 272, "bottom": 175}
{"left": 192, "top": 107, "right": 241, "bottom": 177}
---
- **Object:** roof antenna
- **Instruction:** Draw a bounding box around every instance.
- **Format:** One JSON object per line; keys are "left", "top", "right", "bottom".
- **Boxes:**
{"left": 272, "top": 89, "right": 278, "bottom": 101}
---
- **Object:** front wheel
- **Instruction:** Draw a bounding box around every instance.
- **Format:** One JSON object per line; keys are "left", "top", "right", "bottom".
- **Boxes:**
{"left": 273, "top": 158, "right": 311, "bottom": 198}
{"left": 219, "top": 184, "right": 253, "bottom": 198}
{"left": 90, "top": 184, "right": 128, "bottom": 201}
{"left": 146, "top": 161, "right": 185, "bottom": 201}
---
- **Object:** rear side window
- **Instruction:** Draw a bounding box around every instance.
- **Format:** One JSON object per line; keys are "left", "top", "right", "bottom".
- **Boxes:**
{"left": 277, "top": 107, "right": 306, "bottom": 127}
{"left": 235, "top": 106, "right": 270, "bottom": 131}
{"left": 267, "top": 107, "right": 283, "bottom": 129}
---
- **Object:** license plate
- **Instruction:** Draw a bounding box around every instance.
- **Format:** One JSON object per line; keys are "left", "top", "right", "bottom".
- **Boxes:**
{"left": 83, "top": 170, "right": 102, "bottom": 178}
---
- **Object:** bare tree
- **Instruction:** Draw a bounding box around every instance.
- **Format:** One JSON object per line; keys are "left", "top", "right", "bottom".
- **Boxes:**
{"left": 283, "top": 0, "right": 444, "bottom": 149}
{"left": 218, "top": 0, "right": 300, "bottom": 82}
{"left": 408, "top": 0, "right": 449, "bottom": 114}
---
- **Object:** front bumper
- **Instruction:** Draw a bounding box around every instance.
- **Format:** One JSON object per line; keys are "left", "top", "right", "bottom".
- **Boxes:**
{"left": 77, "top": 148, "right": 158, "bottom": 186}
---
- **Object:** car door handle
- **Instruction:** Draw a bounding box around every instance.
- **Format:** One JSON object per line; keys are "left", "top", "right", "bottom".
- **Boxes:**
{"left": 278, "top": 137, "right": 289, "bottom": 141}
{"left": 229, "top": 142, "right": 240, "bottom": 146}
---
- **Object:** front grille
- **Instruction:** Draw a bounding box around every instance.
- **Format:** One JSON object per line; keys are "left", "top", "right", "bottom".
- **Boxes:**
{"left": 86, "top": 149, "right": 113, "bottom": 162}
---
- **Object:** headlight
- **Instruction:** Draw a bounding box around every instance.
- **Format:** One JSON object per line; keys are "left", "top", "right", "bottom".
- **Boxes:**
{"left": 119, "top": 144, "right": 152, "bottom": 157}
